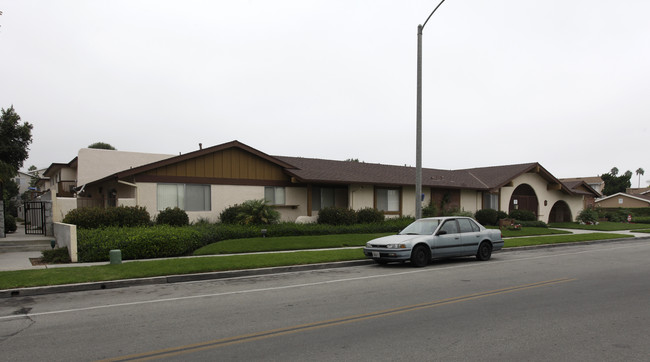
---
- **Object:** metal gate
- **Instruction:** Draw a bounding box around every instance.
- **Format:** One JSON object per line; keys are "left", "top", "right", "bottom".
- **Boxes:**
{"left": 24, "top": 201, "right": 46, "bottom": 235}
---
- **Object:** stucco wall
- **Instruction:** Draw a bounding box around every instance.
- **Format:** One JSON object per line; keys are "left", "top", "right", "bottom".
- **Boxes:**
{"left": 500, "top": 173, "right": 584, "bottom": 223}
{"left": 54, "top": 197, "right": 78, "bottom": 222}
{"left": 138, "top": 183, "right": 309, "bottom": 223}
{"left": 597, "top": 196, "right": 650, "bottom": 208}
{"left": 54, "top": 222, "right": 77, "bottom": 262}
{"left": 460, "top": 189, "right": 481, "bottom": 213}
{"left": 349, "top": 185, "right": 374, "bottom": 210}
{"left": 77, "top": 148, "right": 173, "bottom": 186}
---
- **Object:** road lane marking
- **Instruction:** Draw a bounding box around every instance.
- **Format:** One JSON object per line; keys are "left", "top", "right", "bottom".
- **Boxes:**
{"left": 98, "top": 278, "right": 576, "bottom": 361}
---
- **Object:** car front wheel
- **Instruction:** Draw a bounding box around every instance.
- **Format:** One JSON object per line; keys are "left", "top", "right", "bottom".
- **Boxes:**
{"left": 410, "top": 245, "right": 430, "bottom": 267}
{"left": 476, "top": 241, "right": 492, "bottom": 261}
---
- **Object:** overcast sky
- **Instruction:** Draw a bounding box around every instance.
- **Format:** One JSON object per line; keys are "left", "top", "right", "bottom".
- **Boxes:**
{"left": 1, "top": 0, "right": 648, "bottom": 187}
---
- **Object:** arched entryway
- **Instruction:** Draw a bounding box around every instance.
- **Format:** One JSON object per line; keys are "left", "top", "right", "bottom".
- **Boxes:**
{"left": 509, "top": 184, "right": 538, "bottom": 216}
{"left": 549, "top": 201, "right": 572, "bottom": 222}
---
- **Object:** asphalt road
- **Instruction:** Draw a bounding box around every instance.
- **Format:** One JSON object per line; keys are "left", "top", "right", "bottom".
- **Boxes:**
{"left": 1, "top": 239, "right": 648, "bottom": 361}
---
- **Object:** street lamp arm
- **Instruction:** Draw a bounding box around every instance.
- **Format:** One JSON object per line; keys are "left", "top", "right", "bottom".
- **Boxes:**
{"left": 421, "top": 0, "right": 447, "bottom": 30}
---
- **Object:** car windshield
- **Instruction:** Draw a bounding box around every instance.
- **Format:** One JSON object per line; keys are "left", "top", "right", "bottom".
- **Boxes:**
{"left": 399, "top": 219, "right": 440, "bottom": 235}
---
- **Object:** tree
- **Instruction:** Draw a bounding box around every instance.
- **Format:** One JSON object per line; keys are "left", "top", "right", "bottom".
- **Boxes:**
{"left": 636, "top": 168, "right": 645, "bottom": 188}
{"left": 0, "top": 106, "right": 33, "bottom": 182}
{"left": 88, "top": 142, "right": 116, "bottom": 150}
{"left": 600, "top": 167, "right": 632, "bottom": 196}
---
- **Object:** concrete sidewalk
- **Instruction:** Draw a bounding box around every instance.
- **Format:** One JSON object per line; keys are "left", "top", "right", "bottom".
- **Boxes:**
{"left": 0, "top": 223, "right": 54, "bottom": 271}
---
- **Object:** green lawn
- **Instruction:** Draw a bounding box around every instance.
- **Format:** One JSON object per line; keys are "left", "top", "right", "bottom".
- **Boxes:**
{"left": 504, "top": 233, "right": 633, "bottom": 247}
{"left": 194, "top": 233, "right": 392, "bottom": 255}
{"left": 548, "top": 221, "right": 649, "bottom": 231}
{"left": 492, "top": 227, "right": 571, "bottom": 238}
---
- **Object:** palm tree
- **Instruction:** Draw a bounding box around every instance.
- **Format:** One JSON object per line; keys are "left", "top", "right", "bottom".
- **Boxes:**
{"left": 636, "top": 168, "right": 645, "bottom": 188}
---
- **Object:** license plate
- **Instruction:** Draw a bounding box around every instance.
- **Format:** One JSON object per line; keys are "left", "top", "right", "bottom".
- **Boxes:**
{"left": 372, "top": 251, "right": 380, "bottom": 258}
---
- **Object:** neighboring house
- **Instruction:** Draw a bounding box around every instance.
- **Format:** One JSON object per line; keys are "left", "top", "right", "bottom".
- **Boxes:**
{"left": 42, "top": 148, "right": 173, "bottom": 221}
{"left": 595, "top": 192, "right": 650, "bottom": 208}
{"left": 626, "top": 187, "right": 650, "bottom": 195}
{"left": 560, "top": 177, "right": 604, "bottom": 196}
{"left": 43, "top": 140, "right": 598, "bottom": 224}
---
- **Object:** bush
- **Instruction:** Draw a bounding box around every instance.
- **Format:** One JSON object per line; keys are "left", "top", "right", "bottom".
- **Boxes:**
{"left": 422, "top": 202, "right": 437, "bottom": 218}
{"left": 156, "top": 207, "right": 189, "bottom": 226}
{"left": 576, "top": 208, "right": 598, "bottom": 224}
{"left": 219, "top": 204, "right": 242, "bottom": 224}
{"left": 317, "top": 207, "right": 357, "bottom": 225}
{"left": 633, "top": 216, "right": 650, "bottom": 224}
{"left": 509, "top": 209, "right": 537, "bottom": 222}
{"left": 41, "top": 247, "right": 71, "bottom": 263}
{"left": 356, "top": 208, "right": 384, "bottom": 224}
{"left": 236, "top": 199, "right": 280, "bottom": 225}
{"left": 77, "top": 225, "right": 203, "bottom": 262}
{"left": 63, "top": 206, "right": 151, "bottom": 229}
{"left": 4, "top": 214, "right": 17, "bottom": 233}
{"left": 497, "top": 211, "right": 509, "bottom": 221}
{"left": 475, "top": 209, "right": 498, "bottom": 226}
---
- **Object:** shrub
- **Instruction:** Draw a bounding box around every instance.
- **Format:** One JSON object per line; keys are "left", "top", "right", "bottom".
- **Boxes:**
{"left": 474, "top": 209, "right": 498, "bottom": 226}
{"left": 156, "top": 207, "right": 189, "bottom": 226}
{"left": 633, "top": 216, "right": 650, "bottom": 224}
{"left": 576, "top": 208, "right": 598, "bottom": 224}
{"left": 236, "top": 199, "right": 280, "bottom": 225}
{"left": 422, "top": 202, "right": 437, "bottom": 217}
{"left": 4, "top": 214, "right": 17, "bottom": 233}
{"left": 219, "top": 204, "right": 242, "bottom": 224}
{"left": 497, "top": 211, "right": 509, "bottom": 221}
{"left": 317, "top": 207, "right": 357, "bottom": 225}
{"left": 517, "top": 220, "right": 548, "bottom": 228}
{"left": 450, "top": 209, "right": 474, "bottom": 217}
{"left": 356, "top": 208, "right": 384, "bottom": 224}
{"left": 509, "top": 209, "right": 537, "bottom": 222}
{"left": 63, "top": 206, "right": 151, "bottom": 229}
{"left": 77, "top": 225, "right": 203, "bottom": 262}
{"left": 41, "top": 247, "right": 71, "bottom": 263}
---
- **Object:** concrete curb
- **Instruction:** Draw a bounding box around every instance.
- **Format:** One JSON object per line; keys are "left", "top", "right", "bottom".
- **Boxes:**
{"left": 0, "top": 259, "right": 374, "bottom": 298}
{"left": 2, "top": 236, "right": 648, "bottom": 298}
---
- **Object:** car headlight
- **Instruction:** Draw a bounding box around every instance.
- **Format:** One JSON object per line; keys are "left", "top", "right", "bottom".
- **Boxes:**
{"left": 386, "top": 243, "right": 407, "bottom": 249}
{"left": 366, "top": 242, "right": 372, "bottom": 248}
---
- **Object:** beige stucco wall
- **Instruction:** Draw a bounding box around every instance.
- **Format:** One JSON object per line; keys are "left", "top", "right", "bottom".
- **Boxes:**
{"left": 77, "top": 148, "right": 173, "bottom": 186}
{"left": 53, "top": 197, "right": 78, "bottom": 222}
{"left": 596, "top": 196, "right": 650, "bottom": 208}
{"left": 460, "top": 189, "right": 481, "bottom": 214}
{"left": 349, "top": 185, "right": 374, "bottom": 210}
{"left": 500, "top": 173, "right": 584, "bottom": 223}
{"left": 137, "top": 183, "right": 309, "bottom": 223}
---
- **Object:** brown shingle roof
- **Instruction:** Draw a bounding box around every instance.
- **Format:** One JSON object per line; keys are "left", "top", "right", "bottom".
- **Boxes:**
{"left": 276, "top": 156, "right": 556, "bottom": 192}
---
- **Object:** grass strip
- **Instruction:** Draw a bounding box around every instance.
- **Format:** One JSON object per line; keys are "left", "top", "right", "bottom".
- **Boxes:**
{"left": 504, "top": 233, "right": 633, "bottom": 247}
{"left": 548, "top": 222, "right": 650, "bottom": 231}
{"left": 0, "top": 249, "right": 365, "bottom": 290}
{"left": 194, "top": 233, "right": 392, "bottom": 255}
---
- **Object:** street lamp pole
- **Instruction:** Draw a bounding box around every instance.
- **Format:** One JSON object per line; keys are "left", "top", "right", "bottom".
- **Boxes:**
{"left": 416, "top": 0, "right": 446, "bottom": 220}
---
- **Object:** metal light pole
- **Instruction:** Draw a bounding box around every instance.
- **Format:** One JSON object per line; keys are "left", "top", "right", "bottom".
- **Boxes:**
{"left": 416, "top": 0, "right": 446, "bottom": 220}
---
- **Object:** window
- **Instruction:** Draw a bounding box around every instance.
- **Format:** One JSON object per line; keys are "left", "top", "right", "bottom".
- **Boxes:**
{"left": 458, "top": 218, "right": 479, "bottom": 233}
{"left": 265, "top": 187, "right": 285, "bottom": 205}
{"left": 312, "top": 186, "right": 348, "bottom": 211}
{"left": 157, "top": 184, "right": 210, "bottom": 211}
{"left": 483, "top": 192, "right": 499, "bottom": 210}
{"left": 440, "top": 220, "right": 459, "bottom": 234}
{"left": 376, "top": 188, "right": 400, "bottom": 213}
{"left": 618, "top": 198, "right": 623, "bottom": 204}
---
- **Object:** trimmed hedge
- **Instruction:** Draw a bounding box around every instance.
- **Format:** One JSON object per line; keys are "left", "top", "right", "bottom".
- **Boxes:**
{"left": 317, "top": 207, "right": 357, "bottom": 225}
{"left": 63, "top": 206, "right": 151, "bottom": 229}
{"left": 508, "top": 209, "right": 537, "bottom": 222}
{"left": 78, "top": 225, "right": 204, "bottom": 262}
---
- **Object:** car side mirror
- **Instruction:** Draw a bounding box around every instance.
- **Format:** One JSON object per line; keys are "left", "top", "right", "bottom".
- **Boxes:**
{"left": 436, "top": 230, "right": 447, "bottom": 236}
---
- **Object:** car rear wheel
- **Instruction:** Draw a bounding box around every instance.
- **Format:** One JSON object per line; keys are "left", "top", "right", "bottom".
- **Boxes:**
{"left": 476, "top": 241, "right": 492, "bottom": 261}
{"left": 410, "top": 245, "right": 430, "bottom": 267}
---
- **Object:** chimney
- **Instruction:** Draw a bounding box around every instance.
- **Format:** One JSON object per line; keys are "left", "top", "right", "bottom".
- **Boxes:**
{"left": 199, "top": 143, "right": 203, "bottom": 150}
